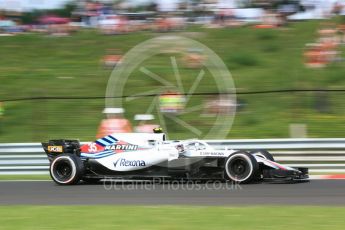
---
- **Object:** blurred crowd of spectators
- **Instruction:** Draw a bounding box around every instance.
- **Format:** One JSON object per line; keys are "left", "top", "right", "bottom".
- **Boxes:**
{"left": 304, "top": 22, "right": 343, "bottom": 68}
{"left": 2, "top": 0, "right": 345, "bottom": 37}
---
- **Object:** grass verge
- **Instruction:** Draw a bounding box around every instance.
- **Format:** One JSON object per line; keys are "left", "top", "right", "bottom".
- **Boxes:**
{"left": 0, "top": 175, "right": 50, "bottom": 181}
{"left": 0, "top": 206, "right": 344, "bottom": 230}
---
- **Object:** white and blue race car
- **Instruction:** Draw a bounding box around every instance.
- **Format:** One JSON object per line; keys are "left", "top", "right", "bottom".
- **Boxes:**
{"left": 42, "top": 131, "right": 309, "bottom": 185}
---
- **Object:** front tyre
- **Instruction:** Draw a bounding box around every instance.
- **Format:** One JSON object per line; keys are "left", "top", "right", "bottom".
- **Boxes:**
{"left": 224, "top": 152, "right": 258, "bottom": 183}
{"left": 50, "top": 154, "right": 84, "bottom": 185}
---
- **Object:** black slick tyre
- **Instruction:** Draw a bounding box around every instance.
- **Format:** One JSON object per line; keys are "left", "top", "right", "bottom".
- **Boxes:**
{"left": 50, "top": 154, "right": 84, "bottom": 185}
{"left": 224, "top": 152, "right": 259, "bottom": 183}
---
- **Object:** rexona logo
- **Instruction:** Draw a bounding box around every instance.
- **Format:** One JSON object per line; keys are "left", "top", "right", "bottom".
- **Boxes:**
{"left": 105, "top": 144, "right": 138, "bottom": 151}
{"left": 114, "top": 158, "right": 146, "bottom": 167}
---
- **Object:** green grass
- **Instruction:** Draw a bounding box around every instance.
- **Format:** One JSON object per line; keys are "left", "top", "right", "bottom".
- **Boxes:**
{"left": 0, "top": 206, "right": 344, "bottom": 230}
{"left": 1, "top": 21, "right": 345, "bottom": 142}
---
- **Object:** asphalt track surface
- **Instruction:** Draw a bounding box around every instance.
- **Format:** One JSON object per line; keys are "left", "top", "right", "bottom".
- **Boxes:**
{"left": 0, "top": 179, "right": 344, "bottom": 205}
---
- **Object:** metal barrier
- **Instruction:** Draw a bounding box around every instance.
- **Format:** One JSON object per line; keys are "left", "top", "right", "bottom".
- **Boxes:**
{"left": 0, "top": 138, "right": 345, "bottom": 175}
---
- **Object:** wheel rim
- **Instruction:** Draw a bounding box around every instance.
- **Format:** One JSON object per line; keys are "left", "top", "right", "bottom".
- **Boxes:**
{"left": 228, "top": 157, "right": 251, "bottom": 181}
{"left": 51, "top": 156, "right": 76, "bottom": 184}
{"left": 55, "top": 160, "right": 72, "bottom": 181}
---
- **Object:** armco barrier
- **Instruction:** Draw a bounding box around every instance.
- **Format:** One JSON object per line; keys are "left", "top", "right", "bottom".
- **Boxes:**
{"left": 0, "top": 138, "right": 345, "bottom": 175}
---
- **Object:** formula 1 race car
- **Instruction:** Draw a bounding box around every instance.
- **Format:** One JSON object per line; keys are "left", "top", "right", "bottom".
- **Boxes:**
{"left": 42, "top": 132, "right": 309, "bottom": 185}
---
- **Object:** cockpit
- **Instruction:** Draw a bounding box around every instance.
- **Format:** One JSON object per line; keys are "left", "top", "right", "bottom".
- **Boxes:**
{"left": 175, "top": 140, "right": 209, "bottom": 152}
{"left": 185, "top": 141, "right": 208, "bottom": 151}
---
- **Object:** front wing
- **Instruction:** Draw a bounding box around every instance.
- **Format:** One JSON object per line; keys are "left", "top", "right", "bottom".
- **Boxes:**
{"left": 262, "top": 167, "right": 309, "bottom": 183}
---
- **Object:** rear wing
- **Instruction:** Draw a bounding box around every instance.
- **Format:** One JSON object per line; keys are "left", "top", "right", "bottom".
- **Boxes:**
{"left": 42, "top": 139, "right": 80, "bottom": 160}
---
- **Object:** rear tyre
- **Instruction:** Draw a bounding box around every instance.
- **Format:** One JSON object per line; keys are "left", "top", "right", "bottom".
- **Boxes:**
{"left": 50, "top": 154, "right": 84, "bottom": 185}
{"left": 224, "top": 152, "right": 258, "bottom": 183}
{"left": 249, "top": 150, "right": 274, "bottom": 161}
